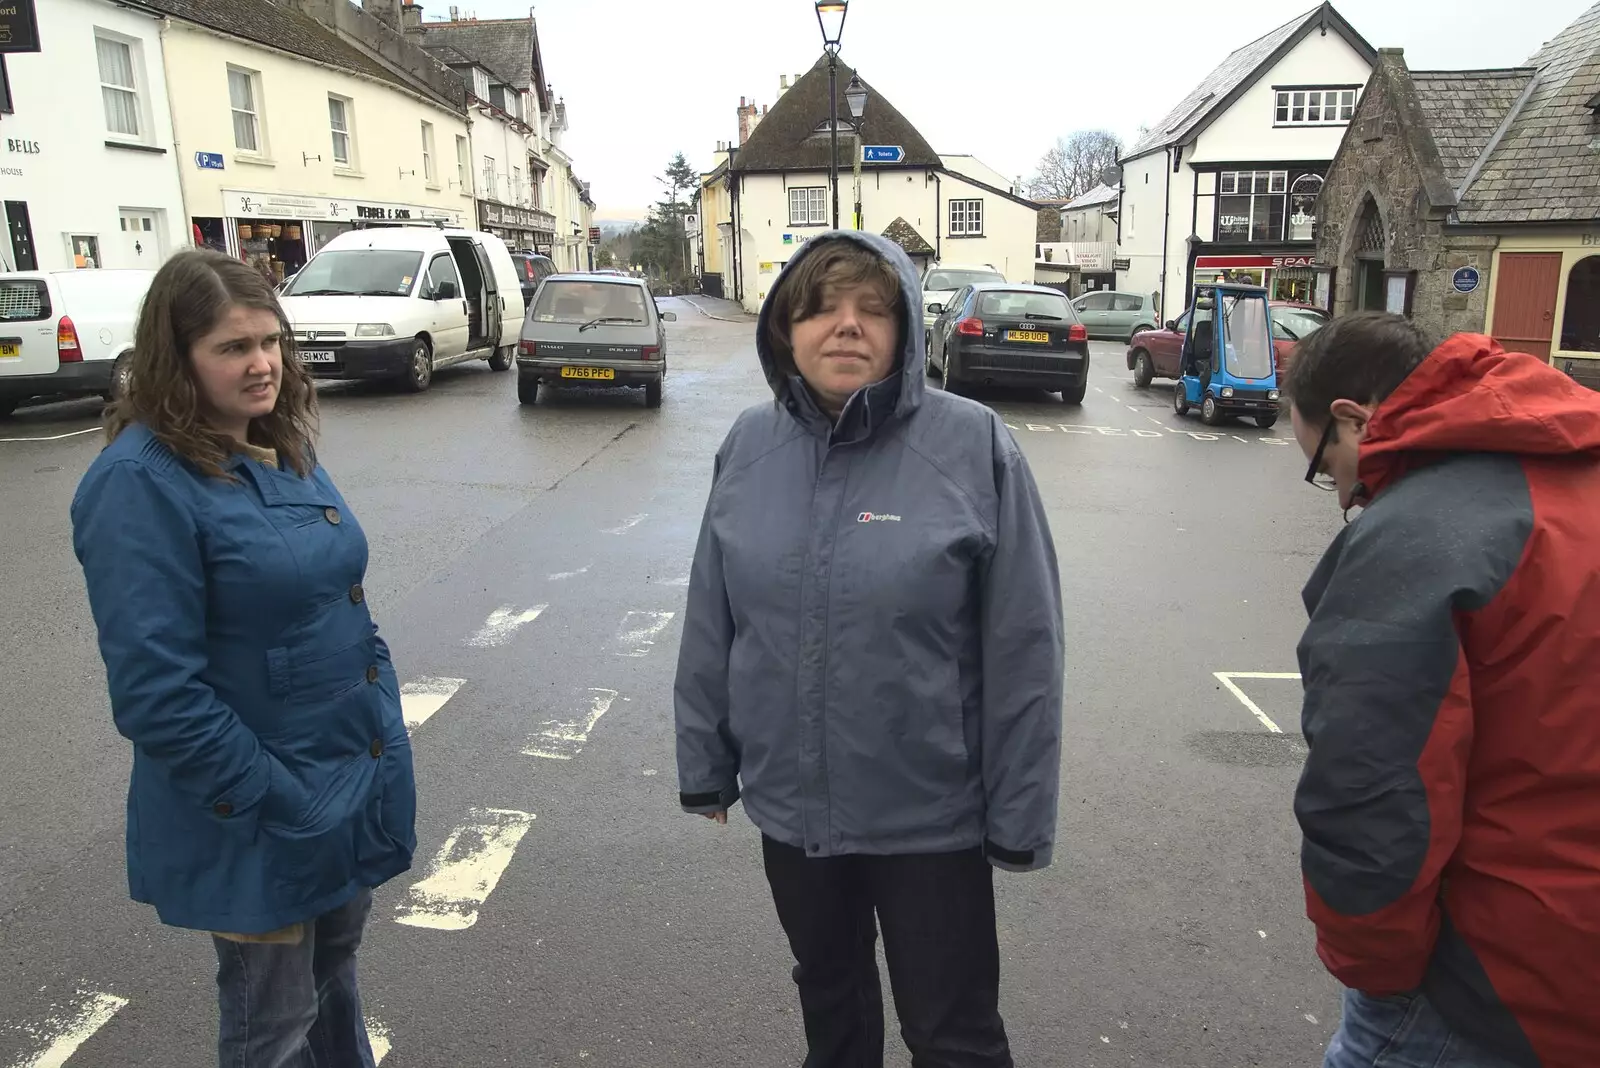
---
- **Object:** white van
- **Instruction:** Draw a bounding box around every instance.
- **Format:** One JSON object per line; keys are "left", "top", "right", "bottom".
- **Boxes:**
{"left": 0, "top": 269, "right": 154, "bottom": 417}
{"left": 280, "top": 226, "right": 527, "bottom": 393}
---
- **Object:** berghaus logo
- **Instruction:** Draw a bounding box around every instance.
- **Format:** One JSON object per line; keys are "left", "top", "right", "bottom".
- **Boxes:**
{"left": 857, "top": 512, "right": 902, "bottom": 523}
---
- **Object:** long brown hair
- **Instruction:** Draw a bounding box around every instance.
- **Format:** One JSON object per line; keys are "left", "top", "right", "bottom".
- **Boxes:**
{"left": 107, "top": 248, "right": 317, "bottom": 478}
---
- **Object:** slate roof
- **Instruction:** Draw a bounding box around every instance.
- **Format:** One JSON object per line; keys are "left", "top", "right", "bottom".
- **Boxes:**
{"left": 882, "top": 217, "right": 934, "bottom": 256}
{"left": 731, "top": 55, "right": 941, "bottom": 172}
{"left": 1410, "top": 69, "right": 1536, "bottom": 189}
{"left": 1065, "top": 183, "right": 1121, "bottom": 211}
{"left": 136, "top": 0, "right": 463, "bottom": 112}
{"left": 1125, "top": 3, "right": 1376, "bottom": 161}
{"left": 415, "top": 17, "right": 550, "bottom": 112}
{"left": 1455, "top": 1, "right": 1600, "bottom": 224}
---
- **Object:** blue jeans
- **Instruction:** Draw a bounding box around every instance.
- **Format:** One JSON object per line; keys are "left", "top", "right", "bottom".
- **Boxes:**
{"left": 1324, "top": 990, "right": 1523, "bottom": 1068}
{"left": 213, "top": 890, "right": 377, "bottom": 1068}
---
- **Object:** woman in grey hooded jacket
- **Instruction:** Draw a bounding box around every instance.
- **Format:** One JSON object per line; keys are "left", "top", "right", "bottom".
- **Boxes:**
{"left": 673, "top": 233, "right": 1064, "bottom": 1068}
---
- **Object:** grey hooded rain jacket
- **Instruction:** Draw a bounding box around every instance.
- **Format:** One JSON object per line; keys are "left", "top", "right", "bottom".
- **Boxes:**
{"left": 673, "top": 231, "right": 1063, "bottom": 871}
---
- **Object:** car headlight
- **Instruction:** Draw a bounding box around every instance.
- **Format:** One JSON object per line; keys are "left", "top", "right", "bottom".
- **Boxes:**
{"left": 1268, "top": 389, "right": 1281, "bottom": 401}
{"left": 1221, "top": 386, "right": 1235, "bottom": 399}
{"left": 355, "top": 323, "right": 395, "bottom": 338}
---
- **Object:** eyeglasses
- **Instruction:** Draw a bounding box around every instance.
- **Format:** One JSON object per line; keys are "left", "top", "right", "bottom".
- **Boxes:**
{"left": 1305, "top": 420, "right": 1338, "bottom": 492}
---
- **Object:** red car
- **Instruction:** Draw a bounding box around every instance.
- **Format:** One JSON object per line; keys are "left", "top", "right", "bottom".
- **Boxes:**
{"left": 1126, "top": 300, "right": 1329, "bottom": 387}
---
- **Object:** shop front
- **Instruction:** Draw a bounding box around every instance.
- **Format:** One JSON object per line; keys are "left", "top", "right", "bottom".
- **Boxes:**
{"left": 191, "top": 189, "right": 467, "bottom": 285}
{"left": 1191, "top": 254, "right": 1321, "bottom": 305}
{"left": 478, "top": 201, "right": 557, "bottom": 255}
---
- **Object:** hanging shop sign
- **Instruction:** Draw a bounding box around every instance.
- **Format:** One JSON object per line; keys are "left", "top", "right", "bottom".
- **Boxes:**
{"left": 0, "top": 0, "right": 41, "bottom": 54}
{"left": 478, "top": 200, "right": 554, "bottom": 232}
{"left": 1195, "top": 255, "right": 1315, "bottom": 270}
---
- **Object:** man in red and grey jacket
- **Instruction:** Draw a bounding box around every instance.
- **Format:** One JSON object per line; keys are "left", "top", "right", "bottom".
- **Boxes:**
{"left": 1285, "top": 312, "right": 1600, "bottom": 1068}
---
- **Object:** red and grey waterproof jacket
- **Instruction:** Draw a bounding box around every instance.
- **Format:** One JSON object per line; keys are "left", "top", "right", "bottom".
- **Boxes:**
{"left": 1295, "top": 335, "right": 1600, "bottom": 1068}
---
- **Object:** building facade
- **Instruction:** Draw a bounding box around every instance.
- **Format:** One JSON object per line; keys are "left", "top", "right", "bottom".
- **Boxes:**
{"left": 710, "top": 60, "right": 1042, "bottom": 313}
{"left": 0, "top": 0, "right": 188, "bottom": 272}
{"left": 1316, "top": 4, "right": 1600, "bottom": 385}
{"left": 1117, "top": 3, "right": 1375, "bottom": 323}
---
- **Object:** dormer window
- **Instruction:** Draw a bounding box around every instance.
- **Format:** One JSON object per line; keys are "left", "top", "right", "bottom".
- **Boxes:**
{"left": 1274, "top": 86, "right": 1359, "bottom": 126}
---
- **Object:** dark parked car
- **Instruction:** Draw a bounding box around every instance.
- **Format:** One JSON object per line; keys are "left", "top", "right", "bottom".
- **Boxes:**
{"left": 515, "top": 274, "right": 675, "bottom": 408}
{"left": 510, "top": 252, "right": 557, "bottom": 306}
{"left": 926, "top": 283, "right": 1091, "bottom": 404}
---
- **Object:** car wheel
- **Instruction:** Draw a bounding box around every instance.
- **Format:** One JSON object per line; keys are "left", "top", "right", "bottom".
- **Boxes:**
{"left": 488, "top": 344, "right": 514, "bottom": 372}
{"left": 404, "top": 338, "right": 433, "bottom": 393}
{"left": 644, "top": 379, "right": 663, "bottom": 408}
{"left": 107, "top": 351, "right": 134, "bottom": 401}
{"left": 1201, "top": 394, "right": 1225, "bottom": 425}
{"left": 1131, "top": 324, "right": 1153, "bottom": 341}
{"left": 1061, "top": 381, "right": 1087, "bottom": 405}
{"left": 517, "top": 374, "right": 539, "bottom": 406}
{"left": 1255, "top": 412, "right": 1279, "bottom": 429}
{"left": 1132, "top": 350, "right": 1154, "bottom": 389}
{"left": 943, "top": 352, "right": 962, "bottom": 394}
{"left": 1174, "top": 385, "right": 1191, "bottom": 416}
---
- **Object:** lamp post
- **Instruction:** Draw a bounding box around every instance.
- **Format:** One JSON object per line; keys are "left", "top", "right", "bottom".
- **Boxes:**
{"left": 845, "top": 73, "right": 867, "bottom": 229}
{"left": 815, "top": 0, "right": 848, "bottom": 229}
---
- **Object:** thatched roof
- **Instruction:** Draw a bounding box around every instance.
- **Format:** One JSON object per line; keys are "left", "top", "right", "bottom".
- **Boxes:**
{"left": 732, "top": 55, "right": 940, "bottom": 172}
{"left": 882, "top": 217, "right": 934, "bottom": 255}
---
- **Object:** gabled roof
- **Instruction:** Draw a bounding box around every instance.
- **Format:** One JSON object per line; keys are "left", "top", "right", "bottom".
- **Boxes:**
{"left": 417, "top": 17, "right": 550, "bottom": 113}
{"left": 1124, "top": 3, "right": 1376, "bottom": 162}
{"left": 1065, "top": 183, "right": 1121, "bottom": 211}
{"left": 1455, "top": 1, "right": 1600, "bottom": 223}
{"left": 136, "top": 0, "right": 464, "bottom": 112}
{"left": 1410, "top": 69, "right": 1537, "bottom": 190}
{"left": 882, "top": 218, "right": 934, "bottom": 256}
{"left": 731, "top": 55, "right": 940, "bottom": 172}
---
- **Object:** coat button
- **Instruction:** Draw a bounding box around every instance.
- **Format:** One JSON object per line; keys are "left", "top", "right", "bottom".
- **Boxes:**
{"left": 349, "top": 584, "right": 365, "bottom": 604}
{"left": 808, "top": 843, "right": 820, "bottom": 854}
{"left": 324, "top": 507, "right": 341, "bottom": 525}
{"left": 365, "top": 664, "right": 379, "bottom": 683}
{"left": 370, "top": 738, "right": 384, "bottom": 759}
{"left": 214, "top": 801, "right": 234, "bottom": 817}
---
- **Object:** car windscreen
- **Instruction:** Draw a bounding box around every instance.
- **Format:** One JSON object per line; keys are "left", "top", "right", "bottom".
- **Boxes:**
{"left": 977, "top": 291, "right": 1074, "bottom": 321}
{"left": 284, "top": 250, "right": 424, "bottom": 297}
{"left": 1221, "top": 295, "right": 1276, "bottom": 380}
{"left": 1272, "top": 307, "right": 1329, "bottom": 341}
{"left": 925, "top": 270, "right": 1003, "bottom": 291}
{"left": 532, "top": 281, "right": 650, "bottom": 324}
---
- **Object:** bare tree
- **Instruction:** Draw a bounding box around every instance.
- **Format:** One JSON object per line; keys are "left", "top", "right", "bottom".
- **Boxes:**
{"left": 1028, "top": 130, "right": 1125, "bottom": 202}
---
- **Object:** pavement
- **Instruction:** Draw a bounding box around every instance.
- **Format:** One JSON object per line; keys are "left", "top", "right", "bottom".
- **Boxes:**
{"left": 0, "top": 300, "right": 1347, "bottom": 1067}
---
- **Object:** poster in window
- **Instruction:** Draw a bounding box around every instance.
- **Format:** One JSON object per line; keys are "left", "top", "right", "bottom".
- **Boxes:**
{"left": 1218, "top": 197, "right": 1252, "bottom": 241}
{"left": 1385, "top": 274, "right": 1409, "bottom": 314}
{"left": 1289, "top": 175, "right": 1323, "bottom": 241}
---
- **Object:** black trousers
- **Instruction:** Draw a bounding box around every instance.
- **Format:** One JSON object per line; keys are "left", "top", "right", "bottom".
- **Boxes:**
{"left": 761, "top": 836, "right": 1013, "bottom": 1068}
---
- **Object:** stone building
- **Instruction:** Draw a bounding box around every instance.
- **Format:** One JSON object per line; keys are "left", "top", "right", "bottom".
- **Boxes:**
{"left": 1316, "top": 2, "right": 1600, "bottom": 382}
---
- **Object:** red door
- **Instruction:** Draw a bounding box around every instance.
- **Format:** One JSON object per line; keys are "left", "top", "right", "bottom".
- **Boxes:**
{"left": 1492, "top": 253, "right": 1562, "bottom": 359}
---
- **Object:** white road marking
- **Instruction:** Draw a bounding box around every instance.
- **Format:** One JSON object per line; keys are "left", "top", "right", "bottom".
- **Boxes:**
{"left": 524, "top": 688, "right": 623, "bottom": 760}
{"left": 615, "top": 610, "right": 676, "bottom": 657}
{"left": 465, "top": 605, "right": 547, "bottom": 648}
{"left": 399, "top": 676, "right": 466, "bottom": 733}
{"left": 1213, "top": 671, "right": 1302, "bottom": 734}
{"left": 0, "top": 426, "right": 102, "bottom": 444}
{"left": 1233, "top": 435, "right": 1250, "bottom": 443}
{"left": 604, "top": 513, "right": 648, "bottom": 534}
{"left": 367, "top": 1020, "right": 392, "bottom": 1063}
{"left": 8, "top": 991, "right": 129, "bottom": 1068}
{"left": 394, "top": 808, "right": 536, "bottom": 931}
{"left": 656, "top": 573, "right": 692, "bottom": 587}
{"left": 548, "top": 566, "right": 590, "bottom": 581}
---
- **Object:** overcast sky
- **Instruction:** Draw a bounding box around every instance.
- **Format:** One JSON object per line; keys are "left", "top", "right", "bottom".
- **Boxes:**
{"left": 443, "top": 0, "right": 1589, "bottom": 220}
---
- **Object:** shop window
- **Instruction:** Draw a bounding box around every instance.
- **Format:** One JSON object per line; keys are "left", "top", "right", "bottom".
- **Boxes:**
{"left": 949, "top": 198, "right": 983, "bottom": 236}
{"left": 96, "top": 33, "right": 141, "bottom": 138}
{"left": 789, "top": 187, "right": 827, "bottom": 226}
{"left": 1288, "top": 174, "right": 1323, "bottom": 241}
{"left": 228, "top": 66, "right": 264, "bottom": 154}
{"left": 328, "top": 95, "right": 353, "bottom": 167}
{"left": 1559, "top": 256, "right": 1600, "bottom": 352}
{"left": 1217, "top": 171, "right": 1287, "bottom": 243}
{"left": 1274, "top": 87, "right": 1358, "bottom": 126}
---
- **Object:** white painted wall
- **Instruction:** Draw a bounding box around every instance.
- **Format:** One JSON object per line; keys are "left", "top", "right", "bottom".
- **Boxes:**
{"left": 162, "top": 21, "right": 471, "bottom": 222}
{"left": 1191, "top": 33, "right": 1373, "bottom": 164}
{"left": 0, "top": 0, "right": 187, "bottom": 271}
{"left": 731, "top": 168, "right": 1038, "bottom": 311}
{"left": 1116, "top": 152, "right": 1168, "bottom": 312}
{"left": 471, "top": 104, "right": 535, "bottom": 209}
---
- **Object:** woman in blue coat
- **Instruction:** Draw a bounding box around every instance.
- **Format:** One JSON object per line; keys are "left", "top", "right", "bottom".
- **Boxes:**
{"left": 72, "top": 249, "right": 416, "bottom": 1067}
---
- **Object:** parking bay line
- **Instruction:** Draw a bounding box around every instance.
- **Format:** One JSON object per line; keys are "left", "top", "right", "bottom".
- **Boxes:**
{"left": 399, "top": 676, "right": 466, "bottom": 733}
{"left": 394, "top": 808, "right": 536, "bottom": 931}
{"left": 524, "top": 688, "right": 624, "bottom": 760}
{"left": 615, "top": 610, "right": 676, "bottom": 657}
{"left": 465, "top": 605, "right": 547, "bottom": 648}
{"left": 0, "top": 426, "right": 102, "bottom": 444}
{"left": 6, "top": 990, "right": 128, "bottom": 1068}
{"left": 1213, "top": 671, "right": 1302, "bottom": 734}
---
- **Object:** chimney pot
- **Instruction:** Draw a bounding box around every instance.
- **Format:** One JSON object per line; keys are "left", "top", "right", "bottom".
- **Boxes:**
{"left": 401, "top": 0, "right": 423, "bottom": 32}
{"left": 448, "top": 3, "right": 458, "bottom": 18}
{"left": 740, "top": 95, "right": 746, "bottom": 107}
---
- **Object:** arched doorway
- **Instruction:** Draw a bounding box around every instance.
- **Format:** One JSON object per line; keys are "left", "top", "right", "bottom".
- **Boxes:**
{"left": 1353, "top": 198, "right": 1386, "bottom": 311}
{"left": 1560, "top": 255, "right": 1600, "bottom": 352}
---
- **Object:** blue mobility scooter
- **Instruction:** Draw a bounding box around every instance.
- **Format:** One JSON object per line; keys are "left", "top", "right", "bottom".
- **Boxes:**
{"left": 1172, "top": 283, "right": 1282, "bottom": 429}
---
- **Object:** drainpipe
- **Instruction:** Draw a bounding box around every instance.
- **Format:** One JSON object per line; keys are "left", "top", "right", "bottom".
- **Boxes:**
{"left": 934, "top": 171, "right": 942, "bottom": 261}
{"left": 157, "top": 17, "right": 197, "bottom": 254}
{"left": 1160, "top": 146, "right": 1173, "bottom": 321}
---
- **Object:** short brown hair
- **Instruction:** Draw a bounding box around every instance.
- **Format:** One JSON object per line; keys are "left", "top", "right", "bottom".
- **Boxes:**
{"left": 107, "top": 249, "right": 317, "bottom": 478}
{"left": 763, "top": 239, "right": 904, "bottom": 377}
{"left": 1284, "top": 311, "right": 1437, "bottom": 422}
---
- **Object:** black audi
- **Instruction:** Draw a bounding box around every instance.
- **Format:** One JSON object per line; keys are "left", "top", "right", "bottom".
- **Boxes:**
{"left": 925, "top": 282, "right": 1091, "bottom": 404}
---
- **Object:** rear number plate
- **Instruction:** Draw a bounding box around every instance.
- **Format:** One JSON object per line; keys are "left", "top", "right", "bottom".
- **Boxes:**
{"left": 1006, "top": 330, "right": 1050, "bottom": 343}
{"left": 561, "top": 366, "right": 615, "bottom": 380}
{"left": 299, "top": 350, "right": 336, "bottom": 363}
{"left": 0, "top": 342, "right": 19, "bottom": 359}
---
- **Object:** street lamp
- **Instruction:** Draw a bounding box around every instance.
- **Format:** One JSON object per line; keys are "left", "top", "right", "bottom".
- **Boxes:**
{"left": 845, "top": 74, "right": 867, "bottom": 229}
{"left": 816, "top": 0, "right": 848, "bottom": 228}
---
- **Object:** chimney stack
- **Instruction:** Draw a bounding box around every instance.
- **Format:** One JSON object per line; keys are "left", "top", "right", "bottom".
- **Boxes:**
{"left": 361, "top": 0, "right": 401, "bottom": 28}
{"left": 401, "top": 0, "right": 423, "bottom": 32}
{"left": 778, "top": 74, "right": 789, "bottom": 99}
{"left": 738, "top": 96, "right": 760, "bottom": 145}
{"left": 448, "top": 4, "right": 459, "bottom": 18}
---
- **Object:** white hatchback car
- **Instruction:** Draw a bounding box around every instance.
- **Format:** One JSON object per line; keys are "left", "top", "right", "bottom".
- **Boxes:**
{"left": 920, "top": 263, "right": 1005, "bottom": 348}
{"left": 0, "top": 269, "right": 154, "bottom": 417}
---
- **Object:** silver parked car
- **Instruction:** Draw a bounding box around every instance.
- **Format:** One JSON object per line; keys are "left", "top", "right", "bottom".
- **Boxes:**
{"left": 1071, "top": 290, "right": 1158, "bottom": 341}
{"left": 515, "top": 275, "right": 675, "bottom": 408}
